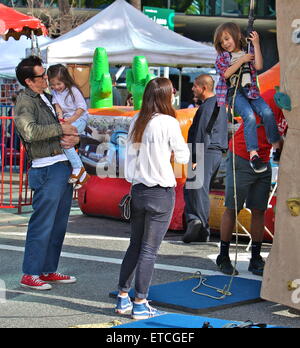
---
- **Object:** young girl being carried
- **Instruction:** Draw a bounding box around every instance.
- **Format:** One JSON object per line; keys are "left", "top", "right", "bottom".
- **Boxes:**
{"left": 214, "top": 22, "right": 282, "bottom": 173}
{"left": 47, "top": 64, "right": 90, "bottom": 189}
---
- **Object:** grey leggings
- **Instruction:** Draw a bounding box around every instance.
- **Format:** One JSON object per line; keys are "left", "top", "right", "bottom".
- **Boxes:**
{"left": 118, "top": 184, "right": 175, "bottom": 299}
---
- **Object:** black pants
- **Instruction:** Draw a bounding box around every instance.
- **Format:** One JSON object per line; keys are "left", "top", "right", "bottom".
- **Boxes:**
{"left": 184, "top": 149, "right": 223, "bottom": 233}
{"left": 118, "top": 184, "right": 175, "bottom": 299}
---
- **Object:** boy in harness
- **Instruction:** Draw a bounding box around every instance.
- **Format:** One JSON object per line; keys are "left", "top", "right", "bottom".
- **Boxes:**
{"left": 214, "top": 22, "right": 283, "bottom": 173}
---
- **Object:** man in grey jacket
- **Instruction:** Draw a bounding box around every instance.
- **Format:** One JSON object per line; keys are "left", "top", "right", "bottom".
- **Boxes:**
{"left": 183, "top": 74, "right": 228, "bottom": 243}
{"left": 15, "top": 56, "right": 79, "bottom": 290}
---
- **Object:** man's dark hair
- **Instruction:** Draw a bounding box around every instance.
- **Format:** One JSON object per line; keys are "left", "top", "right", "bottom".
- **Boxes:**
{"left": 15, "top": 55, "right": 44, "bottom": 87}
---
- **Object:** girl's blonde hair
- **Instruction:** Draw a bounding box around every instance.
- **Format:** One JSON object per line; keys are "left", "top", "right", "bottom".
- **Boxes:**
{"left": 214, "top": 22, "right": 247, "bottom": 54}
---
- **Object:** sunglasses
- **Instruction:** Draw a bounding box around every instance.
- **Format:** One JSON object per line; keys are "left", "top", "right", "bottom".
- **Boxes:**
{"left": 31, "top": 71, "right": 47, "bottom": 79}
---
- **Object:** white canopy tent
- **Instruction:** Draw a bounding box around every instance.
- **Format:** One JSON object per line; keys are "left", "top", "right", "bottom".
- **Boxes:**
{"left": 0, "top": 35, "right": 51, "bottom": 78}
{"left": 40, "top": 0, "right": 216, "bottom": 67}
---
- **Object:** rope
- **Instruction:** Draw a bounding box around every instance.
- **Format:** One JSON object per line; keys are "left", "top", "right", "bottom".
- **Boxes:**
{"left": 186, "top": 2, "right": 256, "bottom": 301}
{"left": 226, "top": 67, "right": 243, "bottom": 293}
{"left": 247, "top": 0, "right": 256, "bottom": 52}
{"left": 212, "top": 0, "right": 258, "bottom": 298}
{"left": 191, "top": 271, "right": 232, "bottom": 300}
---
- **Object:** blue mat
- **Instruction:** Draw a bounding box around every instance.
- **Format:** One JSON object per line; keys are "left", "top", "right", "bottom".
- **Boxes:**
{"left": 114, "top": 313, "right": 279, "bottom": 328}
{"left": 110, "top": 276, "right": 262, "bottom": 314}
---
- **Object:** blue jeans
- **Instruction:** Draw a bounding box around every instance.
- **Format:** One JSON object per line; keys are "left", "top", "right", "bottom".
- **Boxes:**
{"left": 233, "top": 88, "right": 281, "bottom": 152}
{"left": 22, "top": 161, "right": 73, "bottom": 275}
{"left": 118, "top": 184, "right": 175, "bottom": 299}
{"left": 63, "top": 118, "right": 86, "bottom": 169}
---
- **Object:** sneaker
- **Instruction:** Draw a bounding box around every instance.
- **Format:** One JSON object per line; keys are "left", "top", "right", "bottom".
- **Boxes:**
{"left": 272, "top": 149, "right": 281, "bottom": 164}
{"left": 20, "top": 275, "right": 52, "bottom": 291}
{"left": 132, "top": 301, "right": 166, "bottom": 320}
{"left": 115, "top": 295, "right": 133, "bottom": 315}
{"left": 216, "top": 255, "right": 239, "bottom": 276}
{"left": 182, "top": 220, "right": 208, "bottom": 243}
{"left": 39, "top": 272, "right": 77, "bottom": 284}
{"left": 249, "top": 155, "right": 268, "bottom": 173}
{"left": 248, "top": 256, "right": 265, "bottom": 276}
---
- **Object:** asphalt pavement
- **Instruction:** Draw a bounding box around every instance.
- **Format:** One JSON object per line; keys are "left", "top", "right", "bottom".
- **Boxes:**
{"left": 0, "top": 202, "right": 300, "bottom": 329}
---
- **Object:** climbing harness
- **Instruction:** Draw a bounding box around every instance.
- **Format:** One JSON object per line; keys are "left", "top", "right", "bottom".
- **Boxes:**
{"left": 227, "top": 0, "right": 256, "bottom": 91}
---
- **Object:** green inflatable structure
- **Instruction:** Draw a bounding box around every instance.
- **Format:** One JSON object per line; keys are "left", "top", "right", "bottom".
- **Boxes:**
{"left": 90, "top": 47, "right": 154, "bottom": 109}
{"left": 90, "top": 47, "right": 113, "bottom": 108}
{"left": 126, "top": 56, "right": 154, "bottom": 110}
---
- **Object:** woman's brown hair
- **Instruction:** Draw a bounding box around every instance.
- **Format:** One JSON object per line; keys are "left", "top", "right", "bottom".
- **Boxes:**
{"left": 214, "top": 22, "right": 247, "bottom": 54}
{"left": 130, "top": 77, "right": 176, "bottom": 144}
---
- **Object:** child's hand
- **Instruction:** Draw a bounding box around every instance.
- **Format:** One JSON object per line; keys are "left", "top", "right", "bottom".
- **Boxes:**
{"left": 249, "top": 31, "right": 260, "bottom": 46}
{"left": 63, "top": 118, "right": 73, "bottom": 125}
{"left": 65, "top": 117, "right": 77, "bottom": 125}
{"left": 241, "top": 53, "right": 255, "bottom": 64}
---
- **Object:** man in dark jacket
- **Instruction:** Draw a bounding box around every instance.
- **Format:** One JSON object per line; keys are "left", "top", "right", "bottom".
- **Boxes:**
{"left": 14, "top": 56, "right": 79, "bottom": 290}
{"left": 183, "top": 74, "right": 228, "bottom": 243}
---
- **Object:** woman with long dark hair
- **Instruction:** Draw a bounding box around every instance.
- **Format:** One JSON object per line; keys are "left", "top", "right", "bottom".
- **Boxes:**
{"left": 115, "top": 77, "right": 190, "bottom": 319}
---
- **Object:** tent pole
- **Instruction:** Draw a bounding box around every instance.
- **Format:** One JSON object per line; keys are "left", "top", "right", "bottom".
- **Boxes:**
{"left": 178, "top": 67, "right": 182, "bottom": 108}
{"left": 163, "top": 67, "right": 169, "bottom": 78}
{"left": 31, "top": 30, "right": 34, "bottom": 54}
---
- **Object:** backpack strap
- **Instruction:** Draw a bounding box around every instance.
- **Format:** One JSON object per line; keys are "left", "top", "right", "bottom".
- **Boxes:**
{"left": 206, "top": 101, "right": 220, "bottom": 135}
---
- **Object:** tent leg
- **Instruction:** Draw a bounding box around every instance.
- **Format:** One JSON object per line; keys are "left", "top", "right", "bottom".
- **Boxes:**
{"left": 178, "top": 67, "right": 182, "bottom": 108}
{"left": 30, "top": 30, "right": 41, "bottom": 57}
{"left": 163, "top": 67, "right": 169, "bottom": 78}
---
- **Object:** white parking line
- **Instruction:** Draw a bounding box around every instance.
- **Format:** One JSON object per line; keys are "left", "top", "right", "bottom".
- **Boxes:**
{"left": 0, "top": 231, "right": 200, "bottom": 245}
{"left": 0, "top": 243, "right": 261, "bottom": 280}
{"left": 0, "top": 232, "right": 131, "bottom": 242}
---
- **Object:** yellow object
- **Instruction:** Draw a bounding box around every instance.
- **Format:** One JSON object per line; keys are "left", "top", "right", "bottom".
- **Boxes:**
{"left": 286, "top": 198, "right": 300, "bottom": 216}
{"left": 287, "top": 280, "right": 299, "bottom": 291}
{"left": 209, "top": 193, "right": 252, "bottom": 234}
{"left": 69, "top": 320, "right": 122, "bottom": 328}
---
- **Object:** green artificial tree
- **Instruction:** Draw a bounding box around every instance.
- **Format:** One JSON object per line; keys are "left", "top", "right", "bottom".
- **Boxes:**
{"left": 126, "top": 56, "right": 154, "bottom": 110}
{"left": 90, "top": 47, "right": 113, "bottom": 108}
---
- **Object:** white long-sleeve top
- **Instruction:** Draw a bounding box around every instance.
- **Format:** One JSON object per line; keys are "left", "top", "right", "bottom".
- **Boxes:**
{"left": 125, "top": 113, "right": 190, "bottom": 188}
{"left": 52, "top": 86, "right": 89, "bottom": 122}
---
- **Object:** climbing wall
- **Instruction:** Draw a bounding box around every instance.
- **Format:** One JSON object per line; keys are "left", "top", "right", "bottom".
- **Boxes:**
{"left": 261, "top": 0, "right": 300, "bottom": 309}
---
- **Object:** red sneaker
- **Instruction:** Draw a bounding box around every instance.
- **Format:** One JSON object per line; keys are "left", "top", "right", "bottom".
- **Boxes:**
{"left": 40, "top": 273, "right": 77, "bottom": 284}
{"left": 20, "top": 275, "right": 52, "bottom": 291}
